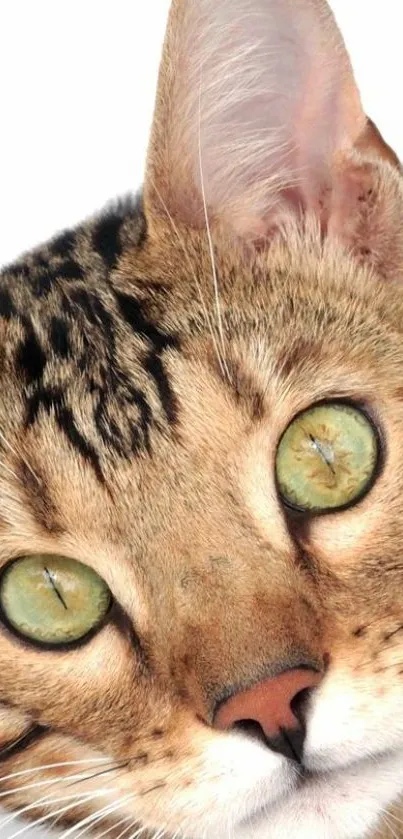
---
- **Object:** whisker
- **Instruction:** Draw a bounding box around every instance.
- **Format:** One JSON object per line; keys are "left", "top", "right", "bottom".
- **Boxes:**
{"left": 58, "top": 793, "right": 135, "bottom": 838}
{"left": 0, "top": 757, "right": 110, "bottom": 787}
{"left": 2, "top": 789, "right": 114, "bottom": 839}
{"left": 0, "top": 725, "right": 48, "bottom": 765}
{"left": 0, "top": 761, "right": 119, "bottom": 800}
{"left": 50, "top": 789, "right": 124, "bottom": 836}
{"left": 57, "top": 800, "right": 127, "bottom": 839}
{"left": 380, "top": 814, "right": 399, "bottom": 839}
{"left": 0, "top": 462, "right": 23, "bottom": 484}
{"left": 0, "top": 788, "right": 111, "bottom": 830}
{"left": 126, "top": 824, "right": 149, "bottom": 839}
{"left": 88, "top": 812, "right": 134, "bottom": 839}
{"left": 149, "top": 179, "right": 227, "bottom": 382}
{"left": 380, "top": 808, "right": 403, "bottom": 828}
{"left": 0, "top": 427, "right": 41, "bottom": 486}
{"left": 65, "top": 761, "right": 128, "bottom": 788}
{"left": 198, "top": 72, "right": 231, "bottom": 383}
{"left": 114, "top": 818, "right": 142, "bottom": 839}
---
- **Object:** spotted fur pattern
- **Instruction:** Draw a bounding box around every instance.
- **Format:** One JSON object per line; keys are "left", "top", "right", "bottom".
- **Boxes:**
{"left": 0, "top": 2, "right": 403, "bottom": 839}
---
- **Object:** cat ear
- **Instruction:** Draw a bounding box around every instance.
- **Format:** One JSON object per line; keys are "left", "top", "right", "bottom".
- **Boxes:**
{"left": 145, "top": 0, "right": 401, "bottom": 250}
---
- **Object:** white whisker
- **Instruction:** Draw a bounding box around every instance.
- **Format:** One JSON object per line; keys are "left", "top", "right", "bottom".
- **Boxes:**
{"left": 380, "top": 814, "right": 399, "bottom": 839}
{"left": 378, "top": 806, "right": 403, "bottom": 830}
{"left": 198, "top": 72, "right": 231, "bottom": 382}
{"left": 126, "top": 824, "right": 148, "bottom": 839}
{"left": 0, "top": 757, "right": 110, "bottom": 787}
{"left": 0, "top": 788, "right": 113, "bottom": 830}
{"left": 149, "top": 179, "right": 226, "bottom": 378}
{"left": 2, "top": 790, "right": 113, "bottom": 839}
{"left": 65, "top": 800, "right": 132, "bottom": 839}
{"left": 0, "top": 427, "right": 40, "bottom": 485}
{"left": 114, "top": 817, "right": 141, "bottom": 839}
{"left": 0, "top": 763, "right": 121, "bottom": 801}
{"left": 0, "top": 461, "right": 23, "bottom": 484}
{"left": 58, "top": 793, "right": 134, "bottom": 839}
{"left": 89, "top": 812, "right": 134, "bottom": 839}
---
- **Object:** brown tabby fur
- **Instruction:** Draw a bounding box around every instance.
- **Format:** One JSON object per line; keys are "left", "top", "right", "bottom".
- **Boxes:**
{"left": 0, "top": 1, "right": 403, "bottom": 838}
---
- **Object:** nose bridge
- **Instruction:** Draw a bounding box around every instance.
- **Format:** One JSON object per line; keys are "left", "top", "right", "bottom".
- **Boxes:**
{"left": 174, "top": 567, "right": 324, "bottom": 728}
{"left": 159, "top": 484, "right": 325, "bottom": 740}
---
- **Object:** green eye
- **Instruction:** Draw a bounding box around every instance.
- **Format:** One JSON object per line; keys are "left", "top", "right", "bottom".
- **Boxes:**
{"left": 0, "top": 555, "right": 111, "bottom": 646}
{"left": 276, "top": 402, "right": 379, "bottom": 513}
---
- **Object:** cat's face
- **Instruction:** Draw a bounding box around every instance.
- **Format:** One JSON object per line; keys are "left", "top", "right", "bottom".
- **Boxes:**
{"left": 1, "top": 2, "right": 403, "bottom": 839}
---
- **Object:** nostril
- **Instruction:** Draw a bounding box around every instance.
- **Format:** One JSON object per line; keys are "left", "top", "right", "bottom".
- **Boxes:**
{"left": 233, "top": 719, "right": 268, "bottom": 748}
{"left": 290, "top": 686, "right": 314, "bottom": 728}
{"left": 234, "top": 719, "right": 305, "bottom": 764}
{"left": 214, "top": 666, "right": 322, "bottom": 763}
{"left": 229, "top": 684, "right": 317, "bottom": 765}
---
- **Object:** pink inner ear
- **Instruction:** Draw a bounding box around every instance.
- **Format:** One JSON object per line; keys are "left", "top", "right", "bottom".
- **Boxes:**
{"left": 146, "top": 0, "right": 366, "bottom": 237}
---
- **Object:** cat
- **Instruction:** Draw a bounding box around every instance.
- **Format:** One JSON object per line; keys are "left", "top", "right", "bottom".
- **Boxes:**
{"left": 0, "top": 0, "right": 402, "bottom": 838}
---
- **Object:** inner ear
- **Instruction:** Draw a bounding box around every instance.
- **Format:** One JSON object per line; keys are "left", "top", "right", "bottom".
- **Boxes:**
{"left": 144, "top": 0, "right": 367, "bottom": 239}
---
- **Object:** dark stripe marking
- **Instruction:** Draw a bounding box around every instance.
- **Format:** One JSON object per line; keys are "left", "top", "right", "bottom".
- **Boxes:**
{"left": 115, "top": 292, "right": 178, "bottom": 353}
{"left": 32, "top": 275, "right": 53, "bottom": 298}
{"left": 55, "top": 405, "right": 105, "bottom": 485}
{"left": 26, "top": 388, "right": 104, "bottom": 485}
{"left": 16, "top": 324, "right": 47, "bottom": 385}
{"left": 0, "top": 289, "right": 17, "bottom": 320}
{"left": 126, "top": 385, "right": 153, "bottom": 454}
{"left": 49, "top": 316, "right": 70, "bottom": 358}
{"left": 4, "top": 264, "right": 30, "bottom": 280}
{"left": 144, "top": 353, "right": 178, "bottom": 425}
{"left": 70, "top": 288, "right": 157, "bottom": 454}
{"left": 30, "top": 258, "right": 54, "bottom": 298}
{"left": 0, "top": 725, "right": 48, "bottom": 764}
{"left": 55, "top": 259, "right": 84, "bottom": 281}
{"left": 115, "top": 291, "right": 179, "bottom": 426}
{"left": 110, "top": 602, "right": 151, "bottom": 672}
{"left": 92, "top": 214, "right": 124, "bottom": 270}
{"left": 14, "top": 255, "right": 85, "bottom": 300}
{"left": 70, "top": 289, "right": 114, "bottom": 339}
{"left": 49, "top": 229, "right": 77, "bottom": 257}
{"left": 26, "top": 386, "right": 62, "bottom": 426}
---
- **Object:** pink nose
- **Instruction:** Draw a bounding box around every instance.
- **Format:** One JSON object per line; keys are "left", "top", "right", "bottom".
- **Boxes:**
{"left": 214, "top": 668, "right": 322, "bottom": 762}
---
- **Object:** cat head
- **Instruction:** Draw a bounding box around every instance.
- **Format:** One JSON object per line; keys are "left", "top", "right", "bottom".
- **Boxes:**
{"left": 0, "top": 2, "right": 402, "bottom": 839}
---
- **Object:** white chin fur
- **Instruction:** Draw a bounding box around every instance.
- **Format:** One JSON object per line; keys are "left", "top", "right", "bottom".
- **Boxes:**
{"left": 232, "top": 750, "right": 403, "bottom": 839}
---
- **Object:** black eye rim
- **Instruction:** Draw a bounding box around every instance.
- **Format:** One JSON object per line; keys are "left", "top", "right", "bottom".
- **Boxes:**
{"left": 0, "top": 555, "right": 114, "bottom": 652}
{"left": 275, "top": 398, "right": 385, "bottom": 517}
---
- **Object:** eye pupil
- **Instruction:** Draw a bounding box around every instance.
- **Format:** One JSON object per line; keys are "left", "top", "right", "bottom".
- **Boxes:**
{"left": 43, "top": 566, "right": 69, "bottom": 611}
{"left": 276, "top": 402, "right": 379, "bottom": 513}
{"left": 309, "top": 434, "right": 334, "bottom": 469}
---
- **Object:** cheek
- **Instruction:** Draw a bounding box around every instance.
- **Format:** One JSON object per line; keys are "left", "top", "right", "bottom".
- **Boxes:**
{"left": 305, "top": 646, "right": 403, "bottom": 769}
{"left": 0, "top": 625, "right": 151, "bottom": 739}
{"left": 308, "top": 502, "right": 388, "bottom": 563}
{"left": 115, "top": 728, "right": 292, "bottom": 838}
{"left": 237, "top": 751, "right": 403, "bottom": 839}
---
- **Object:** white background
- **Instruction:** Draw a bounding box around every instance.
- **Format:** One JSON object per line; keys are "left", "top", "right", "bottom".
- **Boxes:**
{"left": 0, "top": 1, "right": 402, "bottom": 837}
